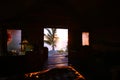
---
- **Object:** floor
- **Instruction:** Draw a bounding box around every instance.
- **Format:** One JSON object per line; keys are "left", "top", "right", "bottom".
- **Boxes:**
{"left": 43, "top": 53, "right": 68, "bottom": 69}
{"left": 0, "top": 54, "right": 68, "bottom": 80}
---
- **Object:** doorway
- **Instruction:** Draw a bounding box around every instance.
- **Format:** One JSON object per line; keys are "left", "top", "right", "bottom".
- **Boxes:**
{"left": 44, "top": 28, "right": 68, "bottom": 68}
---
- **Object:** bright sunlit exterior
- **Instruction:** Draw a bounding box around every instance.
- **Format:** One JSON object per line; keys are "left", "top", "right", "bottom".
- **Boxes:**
{"left": 44, "top": 28, "right": 68, "bottom": 51}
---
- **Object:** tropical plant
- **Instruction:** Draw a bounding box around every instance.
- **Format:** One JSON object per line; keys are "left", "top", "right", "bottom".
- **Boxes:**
{"left": 44, "top": 28, "right": 58, "bottom": 51}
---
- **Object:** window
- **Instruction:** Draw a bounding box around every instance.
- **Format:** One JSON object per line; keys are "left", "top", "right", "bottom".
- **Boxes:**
{"left": 7, "top": 29, "right": 22, "bottom": 55}
{"left": 82, "top": 32, "right": 89, "bottom": 46}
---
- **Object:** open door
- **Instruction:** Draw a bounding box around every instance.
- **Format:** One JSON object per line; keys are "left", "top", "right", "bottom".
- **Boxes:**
{"left": 44, "top": 28, "right": 68, "bottom": 68}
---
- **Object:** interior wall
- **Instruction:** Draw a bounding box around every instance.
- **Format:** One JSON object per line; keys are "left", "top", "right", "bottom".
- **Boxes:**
{"left": 22, "top": 23, "right": 43, "bottom": 48}
{"left": 0, "top": 27, "right": 2, "bottom": 55}
{"left": 91, "top": 27, "right": 120, "bottom": 52}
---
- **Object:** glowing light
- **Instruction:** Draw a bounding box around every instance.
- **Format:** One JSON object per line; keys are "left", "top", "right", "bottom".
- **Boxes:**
{"left": 24, "top": 66, "right": 86, "bottom": 80}
{"left": 82, "top": 32, "right": 89, "bottom": 46}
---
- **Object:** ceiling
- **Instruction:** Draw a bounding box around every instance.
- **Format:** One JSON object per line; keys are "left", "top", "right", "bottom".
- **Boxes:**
{"left": 0, "top": 0, "right": 119, "bottom": 27}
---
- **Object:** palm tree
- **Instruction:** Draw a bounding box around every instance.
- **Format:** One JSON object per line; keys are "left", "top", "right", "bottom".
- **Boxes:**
{"left": 44, "top": 28, "right": 58, "bottom": 51}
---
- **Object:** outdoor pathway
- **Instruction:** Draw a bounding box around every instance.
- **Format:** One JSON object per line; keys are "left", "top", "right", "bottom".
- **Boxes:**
{"left": 43, "top": 54, "right": 68, "bottom": 69}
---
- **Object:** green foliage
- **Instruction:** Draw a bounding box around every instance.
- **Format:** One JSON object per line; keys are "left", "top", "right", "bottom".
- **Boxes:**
{"left": 57, "top": 49, "right": 64, "bottom": 53}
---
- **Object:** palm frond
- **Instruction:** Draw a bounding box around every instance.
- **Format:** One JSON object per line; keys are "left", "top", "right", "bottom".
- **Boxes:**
{"left": 44, "top": 40, "right": 52, "bottom": 45}
{"left": 44, "top": 28, "right": 58, "bottom": 50}
{"left": 46, "top": 28, "right": 52, "bottom": 36}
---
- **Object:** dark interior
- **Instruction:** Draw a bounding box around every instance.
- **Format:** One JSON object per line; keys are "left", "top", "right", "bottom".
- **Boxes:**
{"left": 0, "top": 0, "right": 120, "bottom": 80}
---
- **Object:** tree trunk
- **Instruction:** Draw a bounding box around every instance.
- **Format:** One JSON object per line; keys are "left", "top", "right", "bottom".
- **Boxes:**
{"left": 52, "top": 45, "right": 55, "bottom": 51}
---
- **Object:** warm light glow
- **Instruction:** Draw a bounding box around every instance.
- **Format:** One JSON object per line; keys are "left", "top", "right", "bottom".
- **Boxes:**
{"left": 24, "top": 66, "right": 86, "bottom": 80}
{"left": 82, "top": 32, "right": 89, "bottom": 46}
